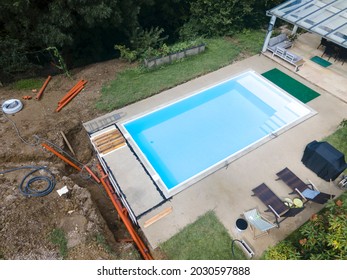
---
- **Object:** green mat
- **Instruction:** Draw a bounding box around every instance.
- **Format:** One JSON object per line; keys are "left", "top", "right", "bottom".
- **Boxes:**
{"left": 310, "top": 56, "right": 332, "bottom": 67}
{"left": 261, "top": 68, "right": 320, "bottom": 103}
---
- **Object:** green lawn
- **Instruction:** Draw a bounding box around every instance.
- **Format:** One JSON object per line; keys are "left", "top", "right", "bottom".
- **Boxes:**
{"left": 324, "top": 121, "right": 347, "bottom": 163}
{"left": 158, "top": 211, "right": 247, "bottom": 260}
{"left": 97, "top": 30, "right": 265, "bottom": 111}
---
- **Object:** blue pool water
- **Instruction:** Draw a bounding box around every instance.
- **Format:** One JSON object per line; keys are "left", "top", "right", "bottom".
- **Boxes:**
{"left": 122, "top": 71, "right": 311, "bottom": 193}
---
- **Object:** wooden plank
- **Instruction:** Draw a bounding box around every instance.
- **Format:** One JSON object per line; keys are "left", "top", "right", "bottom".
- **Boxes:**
{"left": 96, "top": 137, "right": 125, "bottom": 150}
{"left": 93, "top": 133, "right": 122, "bottom": 146}
{"left": 100, "top": 142, "right": 126, "bottom": 154}
{"left": 60, "top": 131, "right": 76, "bottom": 156}
{"left": 94, "top": 130, "right": 121, "bottom": 142}
{"left": 93, "top": 129, "right": 120, "bottom": 141}
{"left": 143, "top": 207, "right": 173, "bottom": 228}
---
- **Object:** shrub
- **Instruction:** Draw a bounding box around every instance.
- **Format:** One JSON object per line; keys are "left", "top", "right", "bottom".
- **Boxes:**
{"left": 263, "top": 241, "right": 301, "bottom": 260}
{"left": 263, "top": 195, "right": 347, "bottom": 260}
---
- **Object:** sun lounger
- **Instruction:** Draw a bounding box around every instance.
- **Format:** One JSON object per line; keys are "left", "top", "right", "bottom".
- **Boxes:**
{"left": 252, "top": 183, "right": 289, "bottom": 223}
{"left": 243, "top": 208, "right": 277, "bottom": 239}
{"left": 276, "top": 167, "right": 335, "bottom": 204}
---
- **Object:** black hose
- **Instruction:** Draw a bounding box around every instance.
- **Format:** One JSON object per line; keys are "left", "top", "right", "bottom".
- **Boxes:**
{"left": 0, "top": 166, "right": 56, "bottom": 197}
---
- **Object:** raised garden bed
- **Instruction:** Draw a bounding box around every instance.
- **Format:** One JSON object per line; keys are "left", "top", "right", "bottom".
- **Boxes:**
{"left": 144, "top": 44, "right": 206, "bottom": 68}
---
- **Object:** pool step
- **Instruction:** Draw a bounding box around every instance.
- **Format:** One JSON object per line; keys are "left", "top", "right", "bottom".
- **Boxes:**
{"left": 270, "top": 115, "right": 286, "bottom": 126}
{"left": 275, "top": 108, "right": 298, "bottom": 123}
{"left": 260, "top": 117, "right": 282, "bottom": 135}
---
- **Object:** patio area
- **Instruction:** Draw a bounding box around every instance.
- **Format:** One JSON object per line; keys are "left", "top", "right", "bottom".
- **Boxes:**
{"left": 84, "top": 32, "right": 347, "bottom": 258}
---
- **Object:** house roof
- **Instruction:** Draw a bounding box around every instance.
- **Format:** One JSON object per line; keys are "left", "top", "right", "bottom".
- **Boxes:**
{"left": 268, "top": 0, "right": 347, "bottom": 49}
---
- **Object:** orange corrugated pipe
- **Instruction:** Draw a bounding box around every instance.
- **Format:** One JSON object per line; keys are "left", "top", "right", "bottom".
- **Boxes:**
{"left": 35, "top": 75, "right": 52, "bottom": 100}
{"left": 97, "top": 164, "right": 153, "bottom": 260}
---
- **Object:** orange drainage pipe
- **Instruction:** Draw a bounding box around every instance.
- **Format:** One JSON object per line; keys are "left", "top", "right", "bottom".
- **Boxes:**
{"left": 84, "top": 166, "right": 100, "bottom": 183}
{"left": 56, "top": 81, "right": 87, "bottom": 112}
{"left": 41, "top": 143, "right": 82, "bottom": 171}
{"left": 58, "top": 81, "right": 84, "bottom": 105}
{"left": 58, "top": 80, "right": 87, "bottom": 105}
{"left": 42, "top": 143, "right": 100, "bottom": 183}
{"left": 35, "top": 75, "right": 52, "bottom": 100}
{"left": 97, "top": 164, "right": 153, "bottom": 260}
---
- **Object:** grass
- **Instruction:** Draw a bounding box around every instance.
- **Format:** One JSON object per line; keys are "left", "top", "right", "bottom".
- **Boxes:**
{"left": 158, "top": 211, "right": 247, "bottom": 260}
{"left": 97, "top": 30, "right": 265, "bottom": 111}
{"left": 324, "top": 120, "right": 347, "bottom": 176}
{"left": 10, "top": 78, "right": 45, "bottom": 90}
{"left": 324, "top": 121, "right": 347, "bottom": 158}
{"left": 50, "top": 228, "right": 68, "bottom": 259}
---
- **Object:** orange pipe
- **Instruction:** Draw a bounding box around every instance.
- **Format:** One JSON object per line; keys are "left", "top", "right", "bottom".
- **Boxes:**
{"left": 36, "top": 75, "right": 52, "bottom": 100}
{"left": 41, "top": 143, "right": 81, "bottom": 171}
{"left": 58, "top": 80, "right": 87, "bottom": 105}
{"left": 84, "top": 166, "right": 100, "bottom": 183}
{"left": 58, "top": 82, "right": 82, "bottom": 105}
{"left": 100, "top": 175, "right": 153, "bottom": 260}
{"left": 97, "top": 164, "right": 153, "bottom": 260}
{"left": 56, "top": 84, "right": 84, "bottom": 112}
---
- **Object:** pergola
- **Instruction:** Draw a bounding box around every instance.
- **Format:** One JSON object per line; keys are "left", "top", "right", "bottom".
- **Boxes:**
{"left": 262, "top": 0, "right": 347, "bottom": 52}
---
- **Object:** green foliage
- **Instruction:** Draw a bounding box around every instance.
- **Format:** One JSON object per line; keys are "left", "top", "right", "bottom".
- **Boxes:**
{"left": 263, "top": 194, "right": 347, "bottom": 260}
{"left": 115, "top": 27, "right": 169, "bottom": 62}
{"left": 46, "top": 47, "right": 71, "bottom": 77}
{"left": 143, "top": 39, "right": 205, "bottom": 60}
{"left": 339, "top": 119, "right": 347, "bottom": 128}
{"left": 183, "top": 0, "right": 277, "bottom": 38}
{"left": 178, "top": 0, "right": 285, "bottom": 38}
{"left": 298, "top": 199, "right": 347, "bottom": 259}
{"left": 0, "top": 0, "right": 140, "bottom": 72}
{"left": 159, "top": 211, "right": 247, "bottom": 260}
{"left": 263, "top": 241, "right": 301, "bottom": 260}
{"left": 114, "top": 45, "right": 138, "bottom": 62}
{"left": 50, "top": 228, "right": 68, "bottom": 259}
{"left": 130, "top": 26, "right": 168, "bottom": 51}
{"left": 324, "top": 121, "right": 347, "bottom": 160}
{"left": 0, "top": 36, "right": 31, "bottom": 75}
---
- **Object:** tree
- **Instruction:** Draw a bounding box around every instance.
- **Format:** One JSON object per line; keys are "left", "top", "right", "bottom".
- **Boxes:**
{"left": 179, "top": 0, "right": 283, "bottom": 38}
{"left": 0, "top": 0, "right": 142, "bottom": 74}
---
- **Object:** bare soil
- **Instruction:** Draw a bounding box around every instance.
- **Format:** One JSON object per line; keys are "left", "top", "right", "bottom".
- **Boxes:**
{"left": 0, "top": 59, "right": 146, "bottom": 260}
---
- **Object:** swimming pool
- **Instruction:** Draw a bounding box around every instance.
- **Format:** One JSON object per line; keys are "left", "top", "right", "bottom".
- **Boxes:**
{"left": 121, "top": 70, "right": 315, "bottom": 197}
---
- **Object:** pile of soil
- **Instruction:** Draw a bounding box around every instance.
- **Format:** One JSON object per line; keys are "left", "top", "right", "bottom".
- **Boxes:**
{"left": 0, "top": 59, "right": 144, "bottom": 260}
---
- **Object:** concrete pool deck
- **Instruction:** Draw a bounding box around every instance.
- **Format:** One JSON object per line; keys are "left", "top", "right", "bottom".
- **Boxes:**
{"left": 84, "top": 38, "right": 347, "bottom": 258}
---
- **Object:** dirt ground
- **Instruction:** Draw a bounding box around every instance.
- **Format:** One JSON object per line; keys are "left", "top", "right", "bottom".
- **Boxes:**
{"left": 0, "top": 59, "right": 154, "bottom": 260}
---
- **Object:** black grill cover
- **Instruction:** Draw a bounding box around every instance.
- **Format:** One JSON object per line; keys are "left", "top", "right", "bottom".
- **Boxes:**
{"left": 302, "top": 140, "right": 347, "bottom": 181}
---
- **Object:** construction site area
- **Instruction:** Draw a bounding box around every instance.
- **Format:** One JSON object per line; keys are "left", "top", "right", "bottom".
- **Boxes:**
{"left": 0, "top": 59, "right": 157, "bottom": 260}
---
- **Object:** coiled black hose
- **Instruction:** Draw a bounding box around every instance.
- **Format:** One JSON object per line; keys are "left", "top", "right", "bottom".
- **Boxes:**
{"left": 0, "top": 166, "right": 56, "bottom": 197}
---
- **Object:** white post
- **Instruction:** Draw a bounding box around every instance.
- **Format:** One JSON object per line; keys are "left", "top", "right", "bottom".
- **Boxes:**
{"left": 262, "top": 15, "right": 277, "bottom": 53}
{"left": 291, "top": 25, "right": 298, "bottom": 35}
